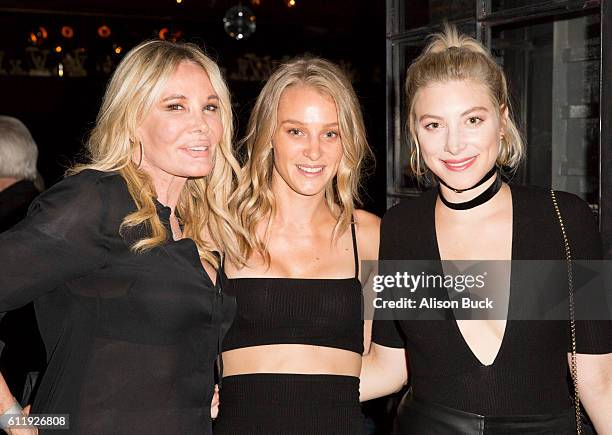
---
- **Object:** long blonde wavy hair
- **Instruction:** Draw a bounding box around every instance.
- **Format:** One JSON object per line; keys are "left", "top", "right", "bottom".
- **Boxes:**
{"left": 71, "top": 40, "right": 243, "bottom": 267}
{"left": 231, "top": 57, "right": 373, "bottom": 263}
{"left": 406, "top": 25, "right": 525, "bottom": 180}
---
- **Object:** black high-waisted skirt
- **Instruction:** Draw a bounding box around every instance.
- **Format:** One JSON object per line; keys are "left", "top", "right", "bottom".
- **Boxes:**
{"left": 393, "top": 390, "right": 594, "bottom": 435}
{"left": 213, "top": 373, "right": 366, "bottom": 435}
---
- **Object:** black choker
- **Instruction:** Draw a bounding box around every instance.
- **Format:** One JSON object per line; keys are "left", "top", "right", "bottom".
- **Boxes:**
{"left": 438, "top": 170, "right": 502, "bottom": 210}
{"left": 438, "top": 166, "right": 497, "bottom": 193}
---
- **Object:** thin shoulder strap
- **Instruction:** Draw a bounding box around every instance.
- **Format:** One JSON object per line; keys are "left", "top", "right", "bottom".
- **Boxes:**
{"left": 350, "top": 217, "right": 359, "bottom": 279}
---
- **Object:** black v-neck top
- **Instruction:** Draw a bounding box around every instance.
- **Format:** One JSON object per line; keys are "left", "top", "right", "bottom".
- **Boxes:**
{"left": 0, "top": 169, "right": 236, "bottom": 434}
{"left": 372, "top": 184, "right": 612, "bottom": 415}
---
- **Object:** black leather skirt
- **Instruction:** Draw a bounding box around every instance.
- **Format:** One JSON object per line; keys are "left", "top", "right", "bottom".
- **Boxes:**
{"left": 393, "top": 391, "right": 592, "bottom": 435}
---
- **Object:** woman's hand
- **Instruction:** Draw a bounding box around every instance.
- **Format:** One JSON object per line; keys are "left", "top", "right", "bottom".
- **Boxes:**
{"left": 0, "top": 372, "right": 36, "bottom": 434}
{"left": 210, "top": 384, "right": 220, "bottom": 419}
{"left": 360, "top": 343, "right": 408, "bottom": 402}
{"left": 6, "top": 404, "right": 38, "bottom": 435}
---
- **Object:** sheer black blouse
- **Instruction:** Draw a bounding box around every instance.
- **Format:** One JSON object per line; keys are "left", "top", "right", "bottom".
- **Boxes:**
{"left": 372, "top": 184, "right": 612, "bottom": 415}
{"left": 0, "top": 169, "right": 236, "bottom": 434}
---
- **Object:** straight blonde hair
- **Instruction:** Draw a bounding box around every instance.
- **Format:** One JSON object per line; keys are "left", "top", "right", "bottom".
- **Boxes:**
{"left": 71, "top": 40, "right": 243, "bottom": 267}
{"left": 406, "top": 25, "right": 524, "bottom": 180}
{"left": 231, "top": 57, "right": 373, "bottom": 263}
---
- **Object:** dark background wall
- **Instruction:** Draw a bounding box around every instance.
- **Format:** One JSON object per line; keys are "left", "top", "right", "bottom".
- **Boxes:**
{"left": 0, "top": 0, "right": 387, "bottom": 214}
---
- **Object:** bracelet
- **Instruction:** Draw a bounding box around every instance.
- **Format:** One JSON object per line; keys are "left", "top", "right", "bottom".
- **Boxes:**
{"left": 0, "top": 398, "right": 23, "bottom": 430}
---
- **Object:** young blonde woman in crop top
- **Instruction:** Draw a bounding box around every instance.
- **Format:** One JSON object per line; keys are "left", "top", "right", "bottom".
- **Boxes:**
{"left": 213, "top": 57, "right": 380, "bottom": 435}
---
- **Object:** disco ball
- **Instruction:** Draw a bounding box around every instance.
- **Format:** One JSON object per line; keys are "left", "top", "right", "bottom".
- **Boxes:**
{"left": 223, "top": 5, "right": 256, "bottom": 40}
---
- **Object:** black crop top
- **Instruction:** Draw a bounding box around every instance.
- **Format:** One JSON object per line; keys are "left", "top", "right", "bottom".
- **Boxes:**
{"left": 221, "top": 223, "right": 364, "bottom": 355}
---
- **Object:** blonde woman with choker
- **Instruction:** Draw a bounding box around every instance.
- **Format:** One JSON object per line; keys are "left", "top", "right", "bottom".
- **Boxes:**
{"left": 360, "top": 26, "right": 612, "bottom": 435}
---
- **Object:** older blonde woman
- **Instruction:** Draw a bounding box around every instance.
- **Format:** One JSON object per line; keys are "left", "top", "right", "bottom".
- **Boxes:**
{"left": 0, "top": 40, "right": 241, "bottom": 434}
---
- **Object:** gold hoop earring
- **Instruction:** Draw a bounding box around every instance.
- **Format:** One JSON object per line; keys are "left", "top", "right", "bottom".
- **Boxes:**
{"left": 137, "top": 141, "right": 144, "bottom": 168}
{"left": 410, "top": 143, "right": 427, "bottom": 177}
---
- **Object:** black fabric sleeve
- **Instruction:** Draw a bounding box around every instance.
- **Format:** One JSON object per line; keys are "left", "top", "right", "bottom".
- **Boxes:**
{"left": 0, "top": 170, "right": 110, "bottom": 312}
{"left": 371, "top": 205, "right": 406, "bottom": 349}
{"left": 556, "top": 191, "right": 612, "bottom": 354}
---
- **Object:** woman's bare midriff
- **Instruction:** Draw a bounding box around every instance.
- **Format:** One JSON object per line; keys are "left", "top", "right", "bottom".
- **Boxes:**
{"left": 222, "top": 344, "right": 362, "bottom": 377}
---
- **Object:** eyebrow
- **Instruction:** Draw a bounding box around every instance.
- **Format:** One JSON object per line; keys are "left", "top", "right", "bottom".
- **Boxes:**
{"left": 461, "top": 106, "right": 489, "bottom": 116}
{"left": 418, "top": 106, "right": 490, "bottom": 122}
{"left": 280, "top": 119, "right": 339, "bottom": 128}
{"left": 161, "top": 94, "right": 219, "bottom": 102}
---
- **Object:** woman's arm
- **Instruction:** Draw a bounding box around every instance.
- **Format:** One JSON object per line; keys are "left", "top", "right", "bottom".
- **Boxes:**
{"left": 360, "top": 343, "right": 408, "bottom": 402}
{"left": 0, "top": 171, "right": 109, "bottom": 308}
{"left": 357, "top": 208, "right": 409, "bottom": 401}
{"left": 0, "top": 373, "right": 37, "bottom": 435}
{"left": 570, "top": 352, "right": 612, "bottom": 434}
{"left": 0, "top": 172, "right": 110, "bottom": 433}
{"left": 0, "top": 372, "right": 15, "bottom": 414}
{"left": 558, "top": 193, "right": 612, "bottom": 433}
{"left": 354, "top": 209, "right": 381, "bottom": 354}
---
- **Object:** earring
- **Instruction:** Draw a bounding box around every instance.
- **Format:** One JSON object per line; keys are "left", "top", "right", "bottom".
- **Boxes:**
{"left": 409, "top": 141, "right": 427, "bottom": 177}
{"left": 137, "top": 141, "right": 144, "bottom": 168}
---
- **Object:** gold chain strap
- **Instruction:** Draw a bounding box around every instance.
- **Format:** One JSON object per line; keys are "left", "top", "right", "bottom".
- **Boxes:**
{"left": 550, "top": 189, "right": 582, "bottom": 434}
